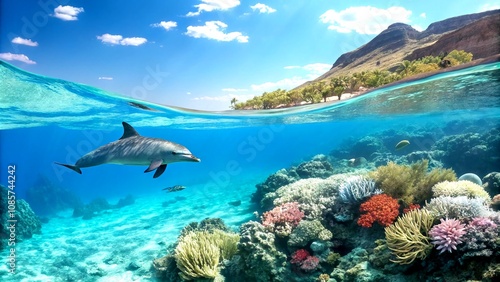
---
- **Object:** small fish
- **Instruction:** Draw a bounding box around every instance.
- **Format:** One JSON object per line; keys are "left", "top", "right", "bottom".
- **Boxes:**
{"left": 348, "top": 157, "right": 367, "bottom": 167}
{"left": 163, "top": 185, "right": 186, "bottom": 192}
{"left": 395, "top": 140, "right": 410, "bottom": 150}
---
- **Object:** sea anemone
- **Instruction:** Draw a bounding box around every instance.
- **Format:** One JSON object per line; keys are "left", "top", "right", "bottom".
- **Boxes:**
{"left": 428, "top": 218, "right": 466, "bottom": 254}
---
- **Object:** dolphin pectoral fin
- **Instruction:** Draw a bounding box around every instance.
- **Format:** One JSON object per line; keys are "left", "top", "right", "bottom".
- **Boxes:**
{"left": 54, "top": 162, "right": 82, "bottom": 174}
{"left": 144, "top": 159, "right": 163, "bottom": 173}
{"left": 153, "top": 164, "right": 167, "bottom": 178}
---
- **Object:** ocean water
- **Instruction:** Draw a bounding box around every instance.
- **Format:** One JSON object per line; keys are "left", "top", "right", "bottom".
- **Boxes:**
{"left": 0, "top": 60, "right": 499, "bottom": 281}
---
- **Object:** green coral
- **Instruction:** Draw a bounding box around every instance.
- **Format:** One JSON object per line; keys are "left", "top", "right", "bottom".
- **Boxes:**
{"left": 326, "top": 252, "right": 341, "bottom": 265}
{"left": 432, "top": 180, "right": 491, "bottom": 200}
{"left": 384, "top": 209, "right": 434, "bottom": 265}
{"left": 369, "top": 160, "right": 456, "bottom": 204}
{"left": 288, "top": 219, "right": 332, "bottom": 248}
{"left": 174, "top": 230, "right": 240, "bottom": 280}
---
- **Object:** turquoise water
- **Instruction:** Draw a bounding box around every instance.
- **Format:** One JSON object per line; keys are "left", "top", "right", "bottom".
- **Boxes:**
{"left": 0, "top": 61, "right": 499, "bottom": 281}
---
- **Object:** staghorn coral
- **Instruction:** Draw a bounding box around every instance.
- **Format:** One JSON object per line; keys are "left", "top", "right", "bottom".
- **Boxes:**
{"left": 428, "top": 218, "right": 466, "bottom": 254}
{"left": 384, "top": 209, "right": 434, "bottom": 264}
{"left": 338, "top": 175, "right": 381, "bottom": 205}
{"left": 432, "top": 180, "right": 491, "bottom": 200}
{"left": 424, "top": 196, "right": 493, "bottom": 221}
{"left": 358, "top": 194, "right": 400, "bottom": 228}
{"left": 237, "top": 221, "right": 288, "bottom": 282}
{"left": 369, "top": 160, "right": 456, "bottom": 204}
{"left": 262, "top": 202, "right": 304, "bottom": 237}
{"left": 288, "top": 219, "right": 332, "bottom": 248}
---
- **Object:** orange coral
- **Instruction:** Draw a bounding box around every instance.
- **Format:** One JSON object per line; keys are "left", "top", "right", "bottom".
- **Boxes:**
{"left": 403, "top": 203, "right": 421, "bottom": 214}
{"left": 358, "top": 194, "right": 400, "bottom": 228}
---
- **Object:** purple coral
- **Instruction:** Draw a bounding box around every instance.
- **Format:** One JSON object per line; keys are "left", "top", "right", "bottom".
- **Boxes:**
{"left": 429, "top": 218, "right": 466, "bottom": 254}
{"left": 460, "top": 217, "right": 499, "bottom": 257}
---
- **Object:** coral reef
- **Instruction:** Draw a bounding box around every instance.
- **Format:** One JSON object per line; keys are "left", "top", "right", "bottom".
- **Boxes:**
{"left": 384, "top": 209, "right": 434, "bottom": 264}
{"left": 459, "top": 217, "right": 499, "bottom": 258}
{"left": 432, "top": 180, "right": 491, "bottom": 200}
{"left": 72, "top": 195, "right": 135, "bottom": 220}
{"left": 483, "top": 172, "right": 500, "bottom": 196}
{"left": 358, "top": 194, "right": 400, "bottom": 228}
{"left": 288, "top": 219, "right": 332, "bottom": 248}
{"left": 237, "top": 221, "right": 288, "bottom": 282}
{"left": 428, "top": 218, "right": 466, "bottom": 254}
{"left": 425, "top": 196, "right": 492, "bottom": 221}
{"left": 174, "top": 230, "right": 239, "bottom": 280}
{"left": 265, "top": 174, "right": 349, "bottom": 220}
{"left": 1, "top": 185, "right": 42, "bottom": 250}
{"left": 338, "top": 176, "right": 380, "bottom": 205}
{"left": 25, "top": 175, "right": 82, "bottom": 216}
{"left": 369, "top": 160, "right": 456, "bottom": 204}
{"left": 262, "top": 202, "right": 304, "bottom": 237}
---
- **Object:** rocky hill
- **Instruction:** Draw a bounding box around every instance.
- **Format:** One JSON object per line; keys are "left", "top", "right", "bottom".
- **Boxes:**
{"left": 315, "top": 9, "right": 500, "bottom": 82}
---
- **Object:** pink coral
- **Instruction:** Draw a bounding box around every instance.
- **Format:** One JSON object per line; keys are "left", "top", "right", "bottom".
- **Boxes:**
{"left": 429, "top": 218, "right": 466, "bottom": 254}
{"left": 262, "top": 202, "right": 304, "bottom": 236}
{"left": 357, "top": 194, "right": 400, "bottom": 228}
{"left": 300, "top": 256, "right": 320, "bottom": 272}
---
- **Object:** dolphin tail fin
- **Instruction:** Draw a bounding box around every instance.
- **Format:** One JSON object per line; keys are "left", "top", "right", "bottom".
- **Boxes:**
{"left": 55, "top": 162, "right": 82, "bottom": 174}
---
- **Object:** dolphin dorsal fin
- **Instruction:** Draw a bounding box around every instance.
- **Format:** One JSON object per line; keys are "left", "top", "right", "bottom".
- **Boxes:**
{"left": 120, "top": 122, "right": 140, "bottom": 139}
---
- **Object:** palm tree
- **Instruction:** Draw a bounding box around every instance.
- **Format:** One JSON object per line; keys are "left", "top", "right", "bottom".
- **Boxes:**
{"left": 230, "top": 97, "right": 238, "bottom": 109}
{"left": 398, "top": 60, "right": 413, "bottom": 77}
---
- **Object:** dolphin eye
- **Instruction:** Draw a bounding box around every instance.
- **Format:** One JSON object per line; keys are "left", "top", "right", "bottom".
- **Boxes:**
{"left": 172, "top": 152, "right": 178, "bottom": 155}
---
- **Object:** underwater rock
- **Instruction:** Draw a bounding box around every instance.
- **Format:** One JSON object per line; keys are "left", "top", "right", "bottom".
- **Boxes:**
{"left": 294, "top": 154, "right": 334, "bottom": 179}
{"left": 432, "top": 130, "right": 500, "bottom": 177}
{"left": 1, "top": 185, "right": 42, "bottom": 250}
{"left": 237, "top": 221, "right": 289, "bottom": 282}
{"left": 349, "top": 136, "right": 384, "bottom": 160}
{"left": 126, "top": 261, "right": 141, "bottom": 271}
{"left": 228, "top": 200, "right": 241, "bottom": 206}
{"left": 253, "top": 168, "right": 298, "bottom": 207}
{"left": 179, "top": 218, "right": 231, "bottom": 238}
{"left": 25, "top": 175, "right": 82, "bottom": 216}
{"left": 152, "top": 254, "right": 181, "bottom": 282}
{"left": 483, "top": 172, "right": 500, "bottom": 196}
{"left": 115, "top": 194, "right": 135, "bottom": 208}
{"left": 347, "top": 157, "right": 367, "bottom": 167}
{"left": 288, "top": 219, "right": 332, "bottom": 248}
{"left": 459, "top": 173, "right": 483, "bottom": 185}
{"left": 73, "top": 197, "right": 112, "bottom": 219}
{"left": 491, "top": 194, "right": 500, "bottom": 211}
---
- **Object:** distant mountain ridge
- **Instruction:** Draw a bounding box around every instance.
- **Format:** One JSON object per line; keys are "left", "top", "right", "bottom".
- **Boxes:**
{"left": 315, "top": 9, "right": 500, "bottom": 82}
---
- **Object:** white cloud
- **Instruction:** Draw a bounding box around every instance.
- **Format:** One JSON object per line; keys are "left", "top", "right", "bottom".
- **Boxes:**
{"left": 11, "top": 37, "right": 38, "bottom": 47}
{"left": 320, "top": 6, "right": 412, "bottom": 34}
{"left": 251, "top": 63, "right": 331, "bottom": 92}
{"left": 119, "top": 37, "right": 147, "bottom": 46}
{"left": 478, "top": 3, "right": 500, "bottom": 12}
{"left": 53, "top": 5, "right": 84, "bottom": 21}
{"left": 251, "top": 76, "right": 306, "bottom": 92}
{"left": 222, "top": 88, "right": 248, "bottom": 92}
{"left": 185, "top": 21, "right": 249, "bottom": 43}
{"left": 97, "top": 34, "right": 147, "bottom": 46}
{"left": 413, "top": 24, "right": 424, "bottom": 32}
{"left": 250, "top": 3, "right": 276, "bottom": 14}
{"left": 0, "top": 53, "right": 36, "bottom": 64}
{"left": 151, "top": 21, "right": 177, "bottom": 31}
{"left": 420, "top": 12, "right": 426, "bottom": 18}
{"left": 186, "top": 92, "right": 192, "bottom": 95}
{"left": 187, "top": 0, "right": 240, "bottom": 17}
{"left": 98, "top": 77, "right": 113, "bottom": 80}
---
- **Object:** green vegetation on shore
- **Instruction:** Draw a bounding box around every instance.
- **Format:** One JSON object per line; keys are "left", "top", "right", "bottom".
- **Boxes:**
{"left": 231, "top": 50, "right": 473, "bottom": 110}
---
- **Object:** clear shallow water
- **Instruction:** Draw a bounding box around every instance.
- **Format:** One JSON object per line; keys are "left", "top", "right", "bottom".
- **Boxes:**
{"left": 0, "top": 61, "right": 499, "bottom": 281}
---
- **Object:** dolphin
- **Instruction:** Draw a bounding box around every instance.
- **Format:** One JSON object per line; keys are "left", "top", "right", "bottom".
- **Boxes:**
{"left": 55, "top": 122, "right": 200, "bottom": 178}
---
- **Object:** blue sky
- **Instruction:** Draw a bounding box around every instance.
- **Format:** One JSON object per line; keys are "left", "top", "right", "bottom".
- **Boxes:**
{"left": 1, "top": 0, "right": 499, "bottom": 111}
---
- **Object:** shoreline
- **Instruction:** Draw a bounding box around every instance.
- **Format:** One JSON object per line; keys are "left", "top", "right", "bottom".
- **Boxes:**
{"left": 326, "top": 54, "right": 500, "bottom": 103}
